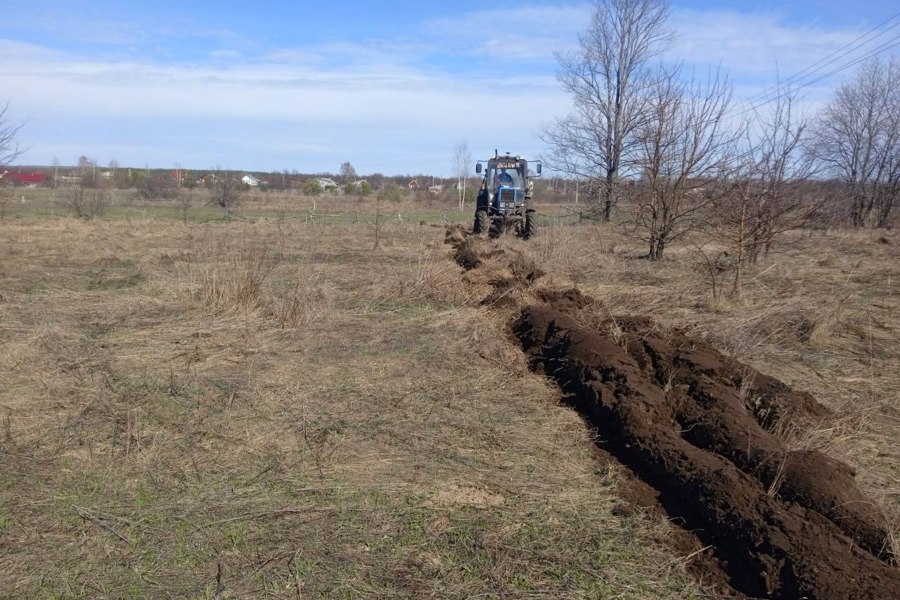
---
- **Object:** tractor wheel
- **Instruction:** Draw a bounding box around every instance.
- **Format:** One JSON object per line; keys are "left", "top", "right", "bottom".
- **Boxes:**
{"left": 523, "top": 211, "right": 536, "bottom": 239}
{"left": 474, "top": 209, "right": 489, "bottom": 235}
{"left": 489, "top": 218, "right": 503, "bottom": 238}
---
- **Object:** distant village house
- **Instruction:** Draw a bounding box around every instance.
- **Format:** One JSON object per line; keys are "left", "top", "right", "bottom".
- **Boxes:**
{"left": 0, "top": 170, "right": 48, "bottom": 187}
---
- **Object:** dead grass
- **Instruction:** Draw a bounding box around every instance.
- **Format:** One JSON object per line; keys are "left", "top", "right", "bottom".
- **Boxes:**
{"left": 173, "top": 232, "right": 328, "bottom": 328}
{"left": 2, "top": 210, "right": 898, "bottom": 596}
{"left": 0, "top": 214, "right": 705, "bottom": 598}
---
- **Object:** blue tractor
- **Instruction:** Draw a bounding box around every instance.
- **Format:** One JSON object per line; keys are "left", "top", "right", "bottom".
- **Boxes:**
{"left": 473, "top": 151, "right": 542, "bottom": 239}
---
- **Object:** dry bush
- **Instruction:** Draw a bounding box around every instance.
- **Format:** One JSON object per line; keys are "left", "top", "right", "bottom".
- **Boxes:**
{"left": 64, "top": 185, "right": 108, "bottom": 219}
{"left": 186, "top": 243, "right": 272, "bottom": 315}
{"left": 271, "top": 272, "right": 323, "bottom": 328}
{"left": 175, "top": 233, "right": 327, "bottom": 328}
{"left": 137, "top": 172, "right": 178, "bottom": 200}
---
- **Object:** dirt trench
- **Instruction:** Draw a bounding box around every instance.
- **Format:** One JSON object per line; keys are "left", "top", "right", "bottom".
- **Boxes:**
{"left": 445, "top": 228, "right": 900, "bottom": 599}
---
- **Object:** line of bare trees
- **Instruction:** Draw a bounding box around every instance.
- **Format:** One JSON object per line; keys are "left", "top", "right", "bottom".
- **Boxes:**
{"left": 813, "top": 59, "right": 900, "bottom": 229}
{"left": 543, "top": 0, "right": 900, "bottom": 264}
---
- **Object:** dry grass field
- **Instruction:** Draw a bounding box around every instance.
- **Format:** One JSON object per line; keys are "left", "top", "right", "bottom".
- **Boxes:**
{"left": 0, "top": 199, "right": 897, "bottom": 598}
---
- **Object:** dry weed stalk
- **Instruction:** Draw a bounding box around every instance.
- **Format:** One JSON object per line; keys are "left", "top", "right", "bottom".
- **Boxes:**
{"left": 187, "top": 245, "right": 272, "bottom": 315}
{"left": 180, "top": 233, "right": 325, "bottom": 327}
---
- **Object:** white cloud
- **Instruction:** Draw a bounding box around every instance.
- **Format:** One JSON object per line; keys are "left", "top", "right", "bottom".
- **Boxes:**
{"left": 424, "top": 3, "right": 589, "bottom": 59}
{"left": 208, "top": 49, "right": 243, "bottom": 61}
{"left": 0, "top": 37, "right": 566, "bottom": 173}
{"left": 4, "top": 3, "right": 897, "bottom": 173}
{"left": 669, "top": 8, "right": 884, "bottom": 88}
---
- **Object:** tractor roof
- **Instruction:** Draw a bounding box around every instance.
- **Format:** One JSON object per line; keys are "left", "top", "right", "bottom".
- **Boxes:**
{"left": 489, "top": 156, "right": 527, "bottom": 169}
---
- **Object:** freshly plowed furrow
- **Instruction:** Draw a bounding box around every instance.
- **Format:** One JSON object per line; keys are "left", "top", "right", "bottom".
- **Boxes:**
{"left": 444, "top": 228, "right": 900, "bottom": 599}
{"left": 515, "top": 303, "right": 899, "bottom": 599}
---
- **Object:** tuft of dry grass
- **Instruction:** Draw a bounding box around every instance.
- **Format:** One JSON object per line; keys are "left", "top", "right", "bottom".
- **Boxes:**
{"left": 187, "top": 244, "right": 273, "bottom": 315}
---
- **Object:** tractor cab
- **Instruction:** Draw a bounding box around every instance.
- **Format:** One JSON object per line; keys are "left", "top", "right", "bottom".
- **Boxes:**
{"left": 490, "top": 165, "right": 525, "bottom": 213}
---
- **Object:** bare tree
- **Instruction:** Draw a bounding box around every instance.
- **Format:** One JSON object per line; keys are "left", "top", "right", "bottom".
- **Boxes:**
{"left": 339, "top": 162, "right": 357, "bottom": 185}
{"left": 0, "top": 103, "right": 22, "bottom": 219}
{"left": 453, "top": 142, "right": 473, "bottom": 211}
{"left": 716, "top": 83, "right": 818, "bottom": 298}
{"left": 1, "top": 102, "right": 22, "bottom": 169}
{"left": 65, "top": 179, "right": 108, "bottom": 219}
{"left": 631, "top": 66, "right": 737, "bottom": 260}
{"left": 542, "top": 0, "right": 673, "bottom": 222}
{"left": 137, "top": 172, "right": 178, "bottom": 200}
{"left": 813, "top": 57, "right": 900, "bottom": 228}
{"left": 208, "top": 168, "right": 242, "bottom": 218}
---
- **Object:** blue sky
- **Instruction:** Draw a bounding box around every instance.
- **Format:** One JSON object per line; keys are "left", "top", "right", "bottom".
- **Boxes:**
{"left": 2, "top": 1, "right": 898, "bottom": 176}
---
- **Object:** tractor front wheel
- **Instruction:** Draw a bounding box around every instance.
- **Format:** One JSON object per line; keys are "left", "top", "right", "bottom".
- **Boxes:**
{"left": 474, "top": 209, "right": 489, "bottom": 235}
{"left": 523, "top": 211, "right": 536, "bottom": 239}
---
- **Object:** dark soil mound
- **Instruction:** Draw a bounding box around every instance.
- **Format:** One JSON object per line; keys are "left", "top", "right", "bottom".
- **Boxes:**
{"left": 442, "top": 226, "right": 899, "bottom": 598}
{"left": 515, "top": 298, "right": 899, "bottom": 599}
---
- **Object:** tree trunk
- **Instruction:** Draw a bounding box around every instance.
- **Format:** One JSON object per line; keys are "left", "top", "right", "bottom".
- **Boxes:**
{"left": 876, "top": 191, "right": 895, "bottom": 228}
{"left": 649, "top": 235, "right": 665, "bottom": 261}
{"left": 732, "top": 204, "right": 746, "bottom": 299}
{"left": 604, "top": 171, "right": 615, "bottom": 222}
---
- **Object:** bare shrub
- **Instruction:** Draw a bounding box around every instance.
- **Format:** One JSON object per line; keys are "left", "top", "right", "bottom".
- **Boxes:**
{"left": 183, "top": 238, "right": 324, "bottom": 327}
{"left": 630, "top": 67, "right": 738, "bottom": 260}
{"left": 272, "top": 272, "right": 323, "bottom": 328}
{"left": 137, "top": 172, "right": 178, "bottom": 200}
{"left": 694, "top": 243, "right": 732, "bottom": 304}
{"left": 65, "top": 185, "right": 108, "bottom": 219}
{"left": 0, "top": 185, "right": 11, "bottom": 221}
{"left": 208, "top": 169, "right": 242, "bottom": 217}
{"left": 188, "top": 245, "right": 272, "bottom": 315}
{"left": 708, "top": 85, "right": 819, "bottom": 298}
{"left": 813, "top": 57, "right": 900, "bottom": 228}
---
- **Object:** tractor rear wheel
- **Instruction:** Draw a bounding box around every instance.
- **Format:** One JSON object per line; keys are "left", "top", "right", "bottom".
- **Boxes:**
{"left": 474, "top": 209, "right": 489, "bottom": 235}
{"left": 523, "top": 211, "right": 536, "bottom": 239}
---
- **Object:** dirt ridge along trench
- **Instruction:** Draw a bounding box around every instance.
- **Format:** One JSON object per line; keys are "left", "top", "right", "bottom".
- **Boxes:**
{"left": 444, "top": 227, "right": 900, "bottom": 599}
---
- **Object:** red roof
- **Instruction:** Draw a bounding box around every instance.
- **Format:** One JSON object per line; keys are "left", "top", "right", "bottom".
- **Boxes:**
{"left": 1, "top": 172, "right": 48, "bottom": 185}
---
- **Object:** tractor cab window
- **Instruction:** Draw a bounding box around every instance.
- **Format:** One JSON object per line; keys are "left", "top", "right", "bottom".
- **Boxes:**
{"left": 492, "top": 167, "right": 524, "bottom": 190}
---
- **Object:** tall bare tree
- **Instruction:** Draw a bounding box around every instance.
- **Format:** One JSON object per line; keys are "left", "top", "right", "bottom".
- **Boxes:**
{"left": 453, "top": 142, "right": 473, "bottom": 211}
{"left": 542, "top": 0, "right": 673, "bottom": 222}
{"left": 631, "top": 67, "right": 737, "bottom": 260}
{"left": 813, "top": 57, "right": 900, "bottom": 228}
